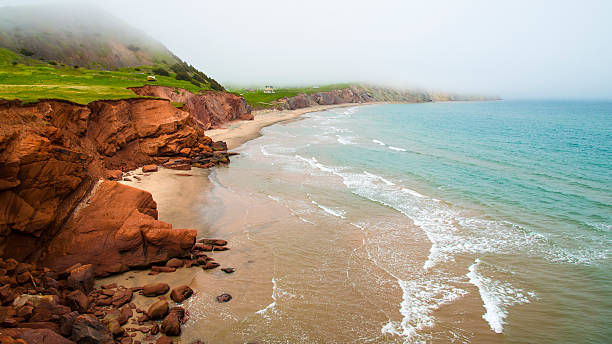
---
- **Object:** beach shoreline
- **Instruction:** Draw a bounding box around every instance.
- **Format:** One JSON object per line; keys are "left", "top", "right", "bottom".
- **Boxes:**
{"left": 206, "top": 102, "right": 376, "bottom": 150}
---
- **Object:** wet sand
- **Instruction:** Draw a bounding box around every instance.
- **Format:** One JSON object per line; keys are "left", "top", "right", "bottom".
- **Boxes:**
{"left": 97, "top": 103, "right": 502, "bottom": 343}
{"left": 206, "top": 103, "right": 374, "bottom": 150}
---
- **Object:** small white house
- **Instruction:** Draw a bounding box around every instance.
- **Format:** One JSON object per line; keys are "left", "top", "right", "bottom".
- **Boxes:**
{"left": 264, "top": 85, "right": 275, "bottom": 94}
{"left": 147, "top": 75, "right": 157, "bottom": 81}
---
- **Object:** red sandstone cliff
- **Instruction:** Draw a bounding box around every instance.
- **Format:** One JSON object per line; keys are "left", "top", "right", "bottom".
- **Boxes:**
{"left": 273, "top": 87, "right": 374, "bottom": 110}
{"left": 0, "top": 98, "right": 229, "bottom": 276}
{"left": 129, "top": 85, "right": 253, "bottom": 129}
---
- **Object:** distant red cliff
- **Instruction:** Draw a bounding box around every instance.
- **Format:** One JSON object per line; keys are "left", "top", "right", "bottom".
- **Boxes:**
{"left": 272, "top": 87, "right": 375, "bottom": 110}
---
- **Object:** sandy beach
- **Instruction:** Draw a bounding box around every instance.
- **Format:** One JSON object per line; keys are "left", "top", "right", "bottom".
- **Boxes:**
{"left": 207, "top": 103, "right": 373, "bottom": 150}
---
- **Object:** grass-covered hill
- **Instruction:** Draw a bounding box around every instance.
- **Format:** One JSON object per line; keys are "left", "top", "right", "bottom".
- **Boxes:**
{"left": 0, "top": 47, "right": 220, "bottom": 104}
{"left": 0, "top": 3, "right": 176, "bottom": 70}
{"left": 0, "top": 2, "right": 224, "bottom": 101}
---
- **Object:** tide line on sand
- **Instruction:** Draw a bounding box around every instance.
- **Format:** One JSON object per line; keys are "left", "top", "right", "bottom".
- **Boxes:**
{"left": 207, "top": 103, "right": 375, "bottom": 150}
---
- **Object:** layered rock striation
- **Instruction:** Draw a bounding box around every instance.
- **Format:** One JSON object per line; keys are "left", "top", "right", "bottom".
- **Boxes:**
{"left": 273, "top": 87, "right": 374, "bottom": 110}
{"left": 0, "top": 98, "right": 230, "bottom": 275}
{"left": 129, "top": 85, "right": 253, "bottom": 129}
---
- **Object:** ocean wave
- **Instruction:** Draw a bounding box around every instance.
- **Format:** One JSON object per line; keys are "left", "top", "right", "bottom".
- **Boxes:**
{"left": 467, "top": 259, "right": 533, "bottom": 333}
{"left": 401, "top": 188, "right": 424, "bottom": 198}
{"left": 364, "top": 171, "right": 395, "bottom": 186}
{"left": 268, "top": 195, "right": 317, "bottom": 225}
{"left": 292, "top": 153, "right": 603, "bottom": 267}
{"left": 336, "top": 135, "right": 357, "bottom": 145}
{"left": 372, "top": 139, "right": 386, "bottom": 146}
{"left": 256, "top": 278, "right": 278, "bottom": 318}
{"left": 389, "top": 146, "right": 407, "bottom": 152}
{"left": 311, "top": 200, "right": 346, "bottom": 219}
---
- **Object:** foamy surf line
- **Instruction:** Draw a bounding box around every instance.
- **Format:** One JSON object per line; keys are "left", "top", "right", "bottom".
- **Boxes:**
{"left": 364, "top": 171, "right": 395, "bottom": 186}
{"left": 467, "top": 259, "right": 534, "bottom": 333}
{"left": 311, "top": 200, "right": 346, "bottom": 219}
{"left": 256, "top": 278, "right": 278, "bottom": 317}
{"left": 389, "top": 146, "right": 407, "bottom": 152}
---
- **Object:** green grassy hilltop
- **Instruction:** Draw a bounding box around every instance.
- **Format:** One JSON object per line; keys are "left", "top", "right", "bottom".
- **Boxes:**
{"left": 0, "top": 48, "right": 220, "bottom": 104}
{"left": 229, "top": 84, "right": 353, "bottom": 109}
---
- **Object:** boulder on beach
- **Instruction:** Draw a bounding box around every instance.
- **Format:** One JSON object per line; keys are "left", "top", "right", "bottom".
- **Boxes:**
{"left": 71, "top": 314, "right": 113, "bottom": 344}
{"left": 142, "top": 164, "right": 159, "bottom": 173}
{"left": 142, "top": 283, "right": 170, "bottom": 297}
{"left": 216, "top": 293, "right": 232, "bottom": 303}
{"left": 147, "top": 299, "right": 169, "bottom": 320}
{"left": 165, "top": 258, "right": 184, "bottom": 268}
{"left": 196, "top": 238, "right": 228, "bottom": 246}
{"left": 170, "top": 285, "right": 193, "bottom": 303}
{"left": 161, "top": 311, "right": 181, "bottom": 336}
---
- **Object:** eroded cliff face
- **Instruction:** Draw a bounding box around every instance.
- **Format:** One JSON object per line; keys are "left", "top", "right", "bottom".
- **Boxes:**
{"left": 0, "top": 98, "right": 229, "bottom": 275}
{"left": 129, "top": 85, "right": 253, "bottom": 129}
{"left": 273, "top": 87, "right": 374, "bottom": 110}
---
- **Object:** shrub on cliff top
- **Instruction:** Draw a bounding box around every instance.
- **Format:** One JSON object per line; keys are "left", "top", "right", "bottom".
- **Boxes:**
{"left": 175, "top": 71, "right": 191, "bottom": 82}
{"left": 153, "top": 67, "right": 170, "bottom": 76}
{"left": 18, "top": 48, "right": 34, "bottom": 56}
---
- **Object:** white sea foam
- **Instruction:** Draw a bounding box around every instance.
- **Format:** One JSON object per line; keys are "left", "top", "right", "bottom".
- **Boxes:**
{"left": 292, "top": 153, "right": 561, "bottom": 269}
{"left": 389, "top": 146, "right": 407, "bottom": 152}
{"left": 362, "top": 236, "right": 468, "bottom": 342}
{"left": 311, "top": 200, "right": 346, "bottom": 219}
{"left": 372, "top": 139, "right": 386, "bottom": 146}
{"left": 268, "top": 195, "right": 316, "bottom": 225}
{"left": 294, "top": 155, "right": 338, "bottom": 174}
{"left": 401, "top": 188, "right": 424, "bottom": 198}
{"left": 364, "top": 171, "right": 395, "bottom": 186}
{"left": 467, "top": 259, "right": 533, "bottom": 333}
{"left": 336, "top": 135, "right": 356, "bottom": 145}
{"left": 260, "top": 146, "right": 272, "bottom": 156}
{"left": 267, "top": 194, "right": 281, "bottom": 202}
{"left": 256, "top": 278, "right": 278, "bottom": 317}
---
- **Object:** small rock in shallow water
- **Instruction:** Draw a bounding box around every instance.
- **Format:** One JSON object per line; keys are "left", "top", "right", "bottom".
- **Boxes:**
{"left": 216, "top": 293, "right": 232, "bottom": 303}
{"left": 202, "top": 262, "right": 219, "bottom": 270}
{"left": 221, "top": 267, "right": 235, "bottom": 273}
{"left": 170, "top": 285, "right": 193, "bottom": 303}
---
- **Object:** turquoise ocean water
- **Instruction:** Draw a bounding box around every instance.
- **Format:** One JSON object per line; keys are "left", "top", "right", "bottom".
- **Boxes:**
{"left": 214, "top": 100, "right": 611, "bottom": 343}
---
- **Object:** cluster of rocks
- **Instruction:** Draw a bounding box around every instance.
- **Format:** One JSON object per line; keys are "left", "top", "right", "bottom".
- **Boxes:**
{"left": 0, "top": 238, "right": 233, "bottom": 343}
{"left": 148, "top": 238, "right": 232, "bottom": 275}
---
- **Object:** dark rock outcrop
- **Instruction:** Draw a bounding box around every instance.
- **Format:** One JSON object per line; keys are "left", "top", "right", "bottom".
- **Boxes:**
{"left": 129, "top": 85, "right": 253, "bottom": 129}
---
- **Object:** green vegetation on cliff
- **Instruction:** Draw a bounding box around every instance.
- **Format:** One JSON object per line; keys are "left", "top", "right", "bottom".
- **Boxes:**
{"left": 230, "top": 84, "right": 352, "bottom": 108}
{"left": 0, "top": 3, "right": 225, "bottom": 103}
{"left": 0, "top": 48, "right": 218, "bottom": 104}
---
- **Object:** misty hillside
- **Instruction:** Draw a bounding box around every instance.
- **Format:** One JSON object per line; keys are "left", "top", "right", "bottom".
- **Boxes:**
{"left": 0, "top": 3, "right": 180, "bottom": 69}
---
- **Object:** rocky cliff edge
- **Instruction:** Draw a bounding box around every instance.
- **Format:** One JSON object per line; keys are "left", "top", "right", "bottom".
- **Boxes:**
{"left": 0, "top": 98, "right": 231, "bottom": 276}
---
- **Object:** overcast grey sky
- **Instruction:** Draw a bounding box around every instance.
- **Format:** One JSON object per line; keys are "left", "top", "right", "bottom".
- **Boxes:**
{"left": 2, "top": 0, "right": 612, "bottom": 98}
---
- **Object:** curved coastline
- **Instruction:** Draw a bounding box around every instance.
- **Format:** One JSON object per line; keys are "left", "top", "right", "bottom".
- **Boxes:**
{"left": 206, "top": 103, "right": 377, "bottom": 150}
